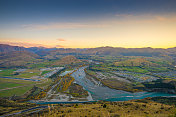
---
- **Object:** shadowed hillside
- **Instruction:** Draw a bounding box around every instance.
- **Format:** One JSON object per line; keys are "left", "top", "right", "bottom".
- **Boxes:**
{"left": 0, "top": 51, "right": 39, "bottom": 68}
{"left": 0, "top": 44, "right": 25, "bottom": 52}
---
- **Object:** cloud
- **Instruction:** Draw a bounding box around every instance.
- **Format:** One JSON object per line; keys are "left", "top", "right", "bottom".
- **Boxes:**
{"left": 0, "top": 41, "right": 54, "bottom": 48}
{"left": 154, "top": 15, "right": 176, "bottom": 22}
{"left": 55, "top": 45, "right": 65, "bottom": 48}
{"left": 57, "top": 38, "right": 66, "bottom": 42}
{"left": 115, "top": 13, "right": 176, "bottom": 20}
{"left": 22, "top": 22, "right": 109, "bottom": 30}
{"left": 155, "top": 16, "right": 167, "bottom": 21}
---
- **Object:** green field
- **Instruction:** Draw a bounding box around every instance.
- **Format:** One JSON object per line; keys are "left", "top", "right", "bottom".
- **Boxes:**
{"left": 0, "top": 82, "right": 24, "bottom": 89}
{"left": 0, "top": 69, "right": 16, "bottom": 77}
{"left": 17, "top": 72, "right": 40, "bottom": 78}
{"left": 15, "top": 69, "right": 41, "bottom": 78}
{"left": 0, "top": 78, "right": 35, "bottom": 85}
{"left": 0, "top": 78, "right": 52, "bottom": 97}
{"left": 0, "top": 68, "right": 41, "bottom": 78}
{"left": 117, "top": 67, "right": 149, "bottom": 73}
{"left": 0, "top": 85, "right": 33, "bottom": 97}
{"left": 27, "top": 60, "right": 57, "bottom": 68}
{"left": 36, "top": 78, "right": 52, "bottom": 89}
{"left": 41, "top": 70, "right": 51, "bottom": 76}
{"left": 0, "top": 78, "right": 35, "bottom": 97}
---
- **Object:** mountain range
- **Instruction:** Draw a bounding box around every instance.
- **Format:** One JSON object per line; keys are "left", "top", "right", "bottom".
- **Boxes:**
{"left": 1, "top": 44, "right": 176, "bottom": 57}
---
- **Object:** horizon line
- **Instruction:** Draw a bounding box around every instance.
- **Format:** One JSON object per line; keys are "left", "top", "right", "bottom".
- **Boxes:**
{"left": 0, "top": 43, "right": 175, "bottom": 49}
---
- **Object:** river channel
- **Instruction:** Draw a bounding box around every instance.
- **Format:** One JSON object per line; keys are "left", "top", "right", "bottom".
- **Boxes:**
{"left": 71, "top": 66, "right": 176, "bottom": 101}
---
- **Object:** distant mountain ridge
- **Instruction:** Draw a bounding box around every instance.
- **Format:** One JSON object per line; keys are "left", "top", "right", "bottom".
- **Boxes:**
{"left": 0, "top": 51, "right": 39, "bottom": 68}
{"left": 0, "top": 44, "right": 26, "bottom": 52}
{"left": 0, "top": 44, "right": 176, "bottom": 68}
{"left": 25, "top": 47, "right": 58, "bottom": 53}
{"left": 0, "top": 44, "right": 39, "bottom": 68}
{"left": 0, "top": 44, "right": 176, "bottom": 57}
{"left": 44, "top": 46, "right": 176, "bottom": 57}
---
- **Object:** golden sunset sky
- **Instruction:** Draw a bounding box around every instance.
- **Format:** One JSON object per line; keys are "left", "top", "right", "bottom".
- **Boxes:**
{"left": 0, "top": 0, "right": 176, "bottom": 48}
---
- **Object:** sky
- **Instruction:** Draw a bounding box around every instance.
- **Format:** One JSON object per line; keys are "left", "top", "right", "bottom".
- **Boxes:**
{"left": 0, "top": 0, "right": 176, "bottom": 48}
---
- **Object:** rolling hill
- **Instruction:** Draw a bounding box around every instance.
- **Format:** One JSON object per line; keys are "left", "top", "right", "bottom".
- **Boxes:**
{"left": 0, "top": 44, "right": 25, "bottom": 52}
{"left": 51, "top": 55, "right": 81, "bottom": 66}
{"left": 0, "top": 51, "right": 39, "bottom": 68}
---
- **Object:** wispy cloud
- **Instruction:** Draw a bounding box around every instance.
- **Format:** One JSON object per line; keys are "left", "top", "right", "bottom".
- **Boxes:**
{"left": 114, "top": 13, "right": 176, "bottom": 24}
{"left": 115, "top": 13, "right": 176, "bottom": 20}
{"left": 55, "top": 45, "right": 65, "bottom": 48}
{"left": 155, "top": 16, "right": 167, "bottom": 21}
{"left": 22, "top": 15, "right": 176, "bottom": 31}
{"left": 57, "top": 38, "right": 66, "bottom": 42}
{"left": 22, "top": 22, "right": 109, "bottom": 30}
{"left": 0, "top": 41, "right": 56, "bottom": 48}
{"left": 154, "top": 15, "right": 176, "bottom": 22}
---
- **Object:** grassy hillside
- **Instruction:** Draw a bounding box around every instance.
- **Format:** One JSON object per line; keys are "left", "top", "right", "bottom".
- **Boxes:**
{"left": 51, "top": 55, "right": 81, "bottom": 66}
{"left": 10, "top": 98, "right": 176, "bottom": 117}
{"left": 0, "top": 51, "right": 39, "bottom": 68}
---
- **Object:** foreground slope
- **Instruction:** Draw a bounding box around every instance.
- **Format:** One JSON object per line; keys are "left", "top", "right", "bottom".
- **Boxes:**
{"left": 2, "top": 98, "right": 175, "bottom": 117}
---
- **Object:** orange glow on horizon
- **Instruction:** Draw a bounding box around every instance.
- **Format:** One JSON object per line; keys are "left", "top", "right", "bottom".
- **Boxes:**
{"left": 0, "top": 14, "right": 176, "bottom": 49}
